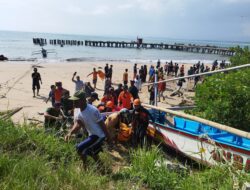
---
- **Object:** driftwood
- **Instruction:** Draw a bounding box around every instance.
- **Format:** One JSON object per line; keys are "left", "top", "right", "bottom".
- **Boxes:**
{"left": 27, "top": 118, "right": 43, "bottom": 123}
{"left": 142, "top": 103, "right": 250, "bottom": 139}
{"left": 0, "top": 107, "right": 23, "bottom": 120}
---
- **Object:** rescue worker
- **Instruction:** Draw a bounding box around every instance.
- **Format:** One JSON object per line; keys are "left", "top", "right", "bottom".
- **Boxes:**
{"left": 118, "top": 85, "right": 133, "bottom": 110}
{"left": 131, "top": 99, "right": 154, "bottom": 148}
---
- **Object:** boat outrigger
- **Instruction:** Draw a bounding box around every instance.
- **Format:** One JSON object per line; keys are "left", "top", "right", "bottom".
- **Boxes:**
{"left": 143, "top": 64, "right": 250, "bottom": 171}
{"left": 32, "top": 47, "right": 57, "bottom": 58}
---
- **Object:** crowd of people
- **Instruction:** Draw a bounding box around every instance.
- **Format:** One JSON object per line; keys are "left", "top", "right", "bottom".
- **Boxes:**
{"left": 33, "top": 64, "right": 152, "bottom": 168}
{"left": 32, "top": 59, "right": 226, "bottom": 168}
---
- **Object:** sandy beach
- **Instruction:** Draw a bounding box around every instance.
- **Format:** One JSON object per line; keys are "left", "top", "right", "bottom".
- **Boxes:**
{"left": 0, "top": 61, "right": 196, "bottom": 123}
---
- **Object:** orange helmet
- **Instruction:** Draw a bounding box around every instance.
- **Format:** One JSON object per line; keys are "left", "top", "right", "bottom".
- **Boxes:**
{"left": 106, "top": 101, "right": 114, "bottom": 109}
{"left": 98, "top": 105, "right": 105, "bottom": 112}
{"left": 133, "top": 99, "right": 141, "bottom": 106}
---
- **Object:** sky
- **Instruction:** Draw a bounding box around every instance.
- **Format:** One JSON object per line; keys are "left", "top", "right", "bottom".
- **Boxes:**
{"left": 0, "top": 0, "right": 250, "bottom": 42}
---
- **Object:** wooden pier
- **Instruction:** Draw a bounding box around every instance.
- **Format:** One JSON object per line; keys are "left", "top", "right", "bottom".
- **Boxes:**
{"left": 85, "top": 40, "right": 235, "bottom": 56}
{"left": 48, "top": 39, "right": 84, "bottom": 46}
{"left": 33, "top": 38, "right": 47, "bottom": 46}
{"left": 33, "top": 38, "right": 84, "bottom": 46}
{"left": 32, "top": 37, "right": 235, "bottom": 56}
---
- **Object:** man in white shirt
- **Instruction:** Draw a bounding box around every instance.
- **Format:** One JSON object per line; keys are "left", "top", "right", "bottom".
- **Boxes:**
{"left": 72, "top": 72, "right": 85, "bottom": 92}
{"left": 65, "top": 90, "right": 111, "bottom": 167}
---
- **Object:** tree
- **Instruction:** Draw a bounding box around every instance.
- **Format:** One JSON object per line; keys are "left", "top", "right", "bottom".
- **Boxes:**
{"left": 191, "top": 47, "right": 250, "bottom": 131}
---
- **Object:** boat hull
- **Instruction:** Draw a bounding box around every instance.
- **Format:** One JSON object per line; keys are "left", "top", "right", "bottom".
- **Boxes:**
{"left": 147, "top": 121, "right": 250, "bottom": 171}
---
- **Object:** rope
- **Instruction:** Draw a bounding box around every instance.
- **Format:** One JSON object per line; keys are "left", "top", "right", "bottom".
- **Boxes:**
{"left": 0, "top": 62, "right": 42, "bottom": 98}
{"left": 142, "top": 63, "right": 250, "bottom": 87}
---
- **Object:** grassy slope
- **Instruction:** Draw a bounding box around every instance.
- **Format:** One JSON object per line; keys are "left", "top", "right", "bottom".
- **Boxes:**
{"left": 0, "top": 119, "right": 250, "bottom": 190}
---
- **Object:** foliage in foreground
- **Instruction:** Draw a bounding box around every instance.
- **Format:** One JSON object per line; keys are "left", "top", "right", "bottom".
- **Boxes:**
{"left": 191, "top": 47, "right": 250, "bottom": 131}
{"left": 1, "top": 119, "right": 250, "bottom": 190}
{"left": 0, "top": 119, "right": 109, "bottom": 190}
{"left": 118, "top": 148, "right": 250, "bottom": 190}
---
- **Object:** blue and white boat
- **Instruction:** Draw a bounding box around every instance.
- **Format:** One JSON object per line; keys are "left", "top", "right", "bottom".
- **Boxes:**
{"left": 146, "top": 107, "right": 250, "bottom": 171}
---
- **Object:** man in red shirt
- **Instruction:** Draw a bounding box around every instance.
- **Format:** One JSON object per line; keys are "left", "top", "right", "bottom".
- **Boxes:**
{"left": 158, "top": 77, "right": 166, "bottom": 101}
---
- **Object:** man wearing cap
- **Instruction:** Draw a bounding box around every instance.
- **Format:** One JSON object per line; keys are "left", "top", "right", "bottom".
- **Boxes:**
{"left": 118, "top": 85, "right": 133, "bottom": 110}
{"left": 87, "top": 92, "right": 99, "bottom": 105}
{"left": 131, "top": 99, "right": 154, "bottom": 148}
{"left": 65, "top": 90, "right": 111, "bottom": 167}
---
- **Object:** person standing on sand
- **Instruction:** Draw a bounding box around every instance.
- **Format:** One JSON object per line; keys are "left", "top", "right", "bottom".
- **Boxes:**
{"left": 123, "top": 69, "right": 128, "bottom": 85}
{"left": 32, "top": 68, "right": 42, "bottom": 97}
{"left": 109, "top": 65, "right": 113, "bottom": 81}
{"left": 72, "top": 72, "right": 85, "bottom": 92}
{"left": 180, "top": 65, "right": 185, "bottom": 76}
{"left": 149, "top": 66, "right": 155, "bottom": 82}
{"left": 157, "top": 59, "right": 161, "bottom": 69}
{"left": 87, "top": 68, "right": 98, "bottom": 89}
{"left": 129, "top": 80, "right": 139, "bottom": 99}
{"left": 134, "top": 75, "right": 142, "bottom": 92}
{"left": 104, "top": 63, "right": 109, "bottom": 79}
{"left": 133, "top": 63, "right": 137, "bottom": 79}
{"left": 158, "top": 77, "right": 166, "bottom": 102}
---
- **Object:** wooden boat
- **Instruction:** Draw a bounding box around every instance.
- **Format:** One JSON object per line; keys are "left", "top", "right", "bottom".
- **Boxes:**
{"left": 32, "top": 48, "right": 57, "bottom": 58}
{"left": 146, "top": 107, "right": 250, "bottom": 171}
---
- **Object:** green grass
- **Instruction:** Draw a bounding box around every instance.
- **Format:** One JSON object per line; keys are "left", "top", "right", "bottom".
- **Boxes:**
{"left": 116, "top": 147, "right": 250, "bottom": 190}
{"left": 1, "top": 119, "right": 250, "bottom": 190}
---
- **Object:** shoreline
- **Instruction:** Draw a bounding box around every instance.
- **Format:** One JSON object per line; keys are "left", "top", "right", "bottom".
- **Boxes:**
{"left": 3, "top": 57, "right": 230, "bottom": 65}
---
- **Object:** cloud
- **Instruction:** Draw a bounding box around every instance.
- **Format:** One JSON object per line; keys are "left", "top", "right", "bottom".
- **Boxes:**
{"left": 0, "top": 0, "right": 250, "bottom": 41}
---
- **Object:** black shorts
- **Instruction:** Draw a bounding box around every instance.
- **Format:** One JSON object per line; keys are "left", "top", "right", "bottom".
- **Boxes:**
{"left": 93, "top": 78, "right": 97, "bottom": 84}
{"left": 32, "top": 82, "right": 40, "bottom": 90}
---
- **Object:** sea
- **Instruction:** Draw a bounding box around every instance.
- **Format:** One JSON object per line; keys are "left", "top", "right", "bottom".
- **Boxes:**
{"left": 1, "top": 30, "right": 250, "bottom": 64}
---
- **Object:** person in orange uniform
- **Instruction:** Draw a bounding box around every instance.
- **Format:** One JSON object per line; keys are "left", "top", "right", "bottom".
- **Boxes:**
{"left": 101, "top": 90, "right": 115, "bottom": 106}
{"left": 118, "top": 85, "right": 133, "bottom": 110}
{"left": 105, "top": 100, "right": 120, "bottom": 112}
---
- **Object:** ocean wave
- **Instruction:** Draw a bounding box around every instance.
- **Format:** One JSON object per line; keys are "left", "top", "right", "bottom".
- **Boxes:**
{"left": 6, "top": 56, "right": 230, "bottom": 65}
{"left": 8, "top": 57, "right": 37, "bottom": 62}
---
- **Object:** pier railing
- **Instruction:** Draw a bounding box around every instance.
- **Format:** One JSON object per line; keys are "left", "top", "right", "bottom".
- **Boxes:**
{"left": 84, "top": 40, "right": 234, "bottom": 56}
